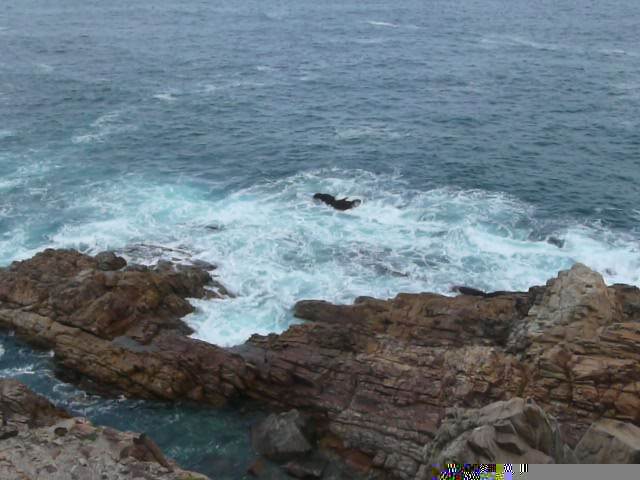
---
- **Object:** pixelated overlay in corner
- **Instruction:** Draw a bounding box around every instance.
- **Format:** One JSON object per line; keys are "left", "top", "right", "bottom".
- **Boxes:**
{"left": 431, "top": 463, "right": 518, "bottom": 479}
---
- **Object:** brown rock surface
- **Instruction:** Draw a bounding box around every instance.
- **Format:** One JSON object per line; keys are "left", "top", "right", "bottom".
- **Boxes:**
{"left": 574, "top": 418, "right": 640, "bottom": 463}
{"left": 0, "top": 379, "right": 207, "bottom": 480}
{"left": 2, "top": 251, "right": 640, "bottom": 478}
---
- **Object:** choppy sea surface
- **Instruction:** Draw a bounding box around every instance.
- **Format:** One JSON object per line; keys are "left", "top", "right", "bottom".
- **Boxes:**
{"left": 1, "top": 0, "right": 639, "bottom": 476}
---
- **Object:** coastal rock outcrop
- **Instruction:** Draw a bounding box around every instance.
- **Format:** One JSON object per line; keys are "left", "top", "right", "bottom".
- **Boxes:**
{"left": 2, "top": 251, "right": 640, "bottom": 478}
{"left": 574, "top": 419, "right": 640, "bottom": 464}
{"left": 0, "top": 249, "right": 245, "bottom": 405}
{"left": 0, "top": 379, "right": 207, "bottom": 480}
{"left": 427, "top": 398, "right": 574, "bottom": 465}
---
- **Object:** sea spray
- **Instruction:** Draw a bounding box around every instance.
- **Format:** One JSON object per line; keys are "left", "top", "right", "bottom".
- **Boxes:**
{"left": 4, "top": 169, "right": 636, "bottom": 346}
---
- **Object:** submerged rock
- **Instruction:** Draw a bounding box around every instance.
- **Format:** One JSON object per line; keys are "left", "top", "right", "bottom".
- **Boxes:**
{"left": 0, "top": 379, "right": 207, "bottom": 480}
{"left": 546, "top": 236, "right": 565, "bottom": 248}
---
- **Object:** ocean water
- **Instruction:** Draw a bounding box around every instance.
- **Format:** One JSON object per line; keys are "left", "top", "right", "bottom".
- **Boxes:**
{"left": 1, "top": 0, "right": 639, "bottom": 475}
{"left": 0, "top": 333, "right": 264, "bottom": 479}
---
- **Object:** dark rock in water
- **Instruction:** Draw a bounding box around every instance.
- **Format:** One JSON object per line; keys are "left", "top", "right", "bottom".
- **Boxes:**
{"left": 451, "top": 285, "right": 486, "bottom": 297}
{"left": 190, "top": 259, "right": 218, "bottom": 271}
{"left": 247, "top": 458, "right": 290, "bottom": 479}
{"left": 95, "top": 251, "right": 127, "bottom": 271}
{"left": 313, "top": 193, "right": 361, "bottom": 211}
{"left": 251, "top": 410, "right": 313, "bottom": 461}
{"left": 285, "top": 457, "right": 327, "bottom": 479}
{"left": 547, "top": 236, "right": 565, "bottom": 248}
{"left": 574, "top": 419, "right": 640, "bottom": 463}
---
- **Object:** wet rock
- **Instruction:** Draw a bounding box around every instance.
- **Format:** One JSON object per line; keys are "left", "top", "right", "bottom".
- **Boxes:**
{"left": 251, "top": 410, "right": 313, "bottom": 461}
{"left": 546, "top": 236, "right": 565, "bottom": 248}
{"left": 285, "top": 457, "right": 327, "bottom": 478}
{"left": 190, "top": 259, "right": 218, "bottom": 271}
{"left": 313, "top": 193, "right": 361, "bottom": 211}
{"left": 575, "top": 419, "right": 640, "bottom": 463}
{"left": 247, "top": 458, "right": 291, "bottom": 479}
{"left": 451, "top": 285, "right": 486, "bottom": 297}
{"left": 95, "top": 251, "right": 127, "bottom": 271}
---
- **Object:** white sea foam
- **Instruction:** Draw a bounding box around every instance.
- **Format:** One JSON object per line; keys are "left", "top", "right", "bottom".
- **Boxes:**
{"left": 22, "top": 169, "right": 639, "bottom": 347}
{"left": 35, "top": 63, "right": 54, "bottom": 73}
{"left": 199, "top": 80, "right": 265, "bottom": 95}
{"left": 72, "top": 111, "right": 135, "bottom": 144}
{"left": 367, "top": 21, "right": 399, "bottom": 28}
{"left": 2, "top": 364, "right": 37, "bottom": 376}
{"left": 599, "top": 48, "right": 639, "bottom": 58}
{"left": 480, "top": 35, "right": 564, "bottom": 52}
{"left": 153, "top": 92, "right": 178, "bottom": 102}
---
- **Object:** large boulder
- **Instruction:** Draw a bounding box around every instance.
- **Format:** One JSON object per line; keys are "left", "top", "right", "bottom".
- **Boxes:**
{"left": 509, "top": 263, "right": 621, "bottom": 352}
{"left": 94, "top": 251, "right": 127, "bottom": 271}
{"left": 575, "top": 419, "right": 640, "bottom": 463}
{"left": 427, "top": 398, "right": 574, "bottom": 465}
{"left": 251, "top": 410, "right": 313, "bottom": 461}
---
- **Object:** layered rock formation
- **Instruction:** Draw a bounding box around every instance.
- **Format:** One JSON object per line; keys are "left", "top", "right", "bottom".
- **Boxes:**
{"left": 1, "top": 249, "right": 640, "bottom": 478}
{"left": 0, "top": 249, "right": 244, "bottom": 405}
{"left": 0, "top": 379, "right": 206, "bottom": 479}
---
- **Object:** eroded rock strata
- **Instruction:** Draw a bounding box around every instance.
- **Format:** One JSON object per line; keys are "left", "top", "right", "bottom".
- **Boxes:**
{"left": 0, "top": 378, "right": 207, "bottom": 479}
{"left": 1, "top": 249, "right": 640, "bottom": 478}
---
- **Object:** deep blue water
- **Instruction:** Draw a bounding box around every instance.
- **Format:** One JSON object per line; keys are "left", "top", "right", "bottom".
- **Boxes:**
{"left": 1, "top": 0, "right": 640, "bottom": 475}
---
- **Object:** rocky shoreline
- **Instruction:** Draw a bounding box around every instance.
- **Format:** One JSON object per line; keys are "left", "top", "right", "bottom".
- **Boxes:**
{"left": 1, "top": 249, "right": 640, "bottom": 478}
{"left": 0, "top": 378, "right": 207, "bottom": 479}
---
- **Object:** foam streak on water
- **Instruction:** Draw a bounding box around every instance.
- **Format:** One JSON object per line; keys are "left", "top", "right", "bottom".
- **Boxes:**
{"left": 3, "top": 169, "right": 638, "bottom": 347}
